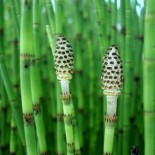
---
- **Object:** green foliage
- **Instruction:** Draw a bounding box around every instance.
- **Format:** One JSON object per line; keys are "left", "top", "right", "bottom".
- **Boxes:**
{"left": 0, "top": 0, "right": 150, "bottom": 155}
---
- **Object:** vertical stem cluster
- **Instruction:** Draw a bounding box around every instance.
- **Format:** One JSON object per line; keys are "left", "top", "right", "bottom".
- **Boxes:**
{"left": 0, "top": 1, "right": 149, "bottom": 154}
{"left": 0, "top": 0, "right": 25, "bottom": 145}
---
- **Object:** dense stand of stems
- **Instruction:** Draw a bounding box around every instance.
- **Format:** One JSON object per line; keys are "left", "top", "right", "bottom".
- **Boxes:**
{"left": 0, "top": 1, "right": 151, "bottom": 155}
{"left": 0, "top": 0, "right": 25, "bottom": 146}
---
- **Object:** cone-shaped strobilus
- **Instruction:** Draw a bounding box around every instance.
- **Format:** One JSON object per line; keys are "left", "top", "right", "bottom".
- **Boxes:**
{"left": 101, "top": 45, "right": 124, "bottom": 155}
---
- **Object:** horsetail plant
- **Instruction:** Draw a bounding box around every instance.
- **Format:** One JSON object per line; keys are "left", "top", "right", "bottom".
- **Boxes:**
{"left": 101, "top": 45, "right": 124, "bottom": 154}
{"left": 54, "top": 35, "right": 75, "bottom": 155}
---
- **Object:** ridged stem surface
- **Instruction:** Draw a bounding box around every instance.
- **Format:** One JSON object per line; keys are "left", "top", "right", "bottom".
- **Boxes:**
{"left": 20, "top": 1, "right": 38, "bottom": 154}
{"left": 111, "top": 0, "right": 117, "bottom": 44}
{"left": 56, "top": 82, "right": 65, "bottom": 155}
{"left": 45, "top": 0, "right": 55, "bottom": 34}
{"left": 117, "top": 1, "right": 125, "bottom": 154}
{"left": 46, "top": 16, "right": 65, "bottom": 155}
{"left": 103, "top": 95, "right": 118, "bottom": 154}
{"left": 93, "top": 0, "right": 107, "bottom": 52}
{"left": 123, "top": 0, "right": 133, "bottom": 154}
{"left": 31, "top": 0, "right": 47, "bottom": 153}
{"left": 143, "top": 0, "right": 155, "bottom": 154}
{"left": 60, "top": 80, "right": 74, "bottom": 155}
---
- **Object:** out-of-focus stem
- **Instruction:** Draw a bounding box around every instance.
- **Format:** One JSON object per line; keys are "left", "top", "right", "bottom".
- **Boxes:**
{"left": 10, "top": 117, "right": 17, "bottom": 155}
{"left": 143, "top": 0, "right": 155, "bottom": 154}
{"left": 0, "top": 0, "right": 25, "bottom": 145}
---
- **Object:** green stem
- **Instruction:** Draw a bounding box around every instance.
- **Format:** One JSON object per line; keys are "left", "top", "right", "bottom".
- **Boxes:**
{"left": 0, "top": 85, "right": 8, "bottom": 154}
{"left": 56, "top": 0, "right": 64, "bottom": 34}
{"left": 106, "top": 0, "right": 111, "bottom": 44}
{"left": 10, "top": 0, "right": 20, "bottom": 37}
{"left": 10, "top": 117, "right": 17, "bottom": 155}
{"left": 20, "top": 1, "right": 38, "bottom": 154}
{"left": 117, "top": 1, "right": 125, "bottom": 154}
{"left": 31, "top": 0, "right": 47, "bottom": 153}
{"left": 56, "top": 82, "right": 65, "bottom": 155}
{"left": 103, "top": 96, "right": 118, "bottom": 154}
{"left": 45, "top": 0, "right": 55, "bottom": 33}
{"left": 60, "top": 80, "right": 74, "bottom": 155}
{"left": 71, "top": 100, "right": 81, "bottom": 155}
{"left": 111, "top": 0, "right": 117, "bottom": 44}
{"left": 143, "top": 0, "right": 155, "bottom": 154}
{"left": 93, "top": 0, "right": 107, "bottom": 52}
{"left": 123, "top": 0, "right": 133, "bottom": 154}
{"left": 46, "top": 25, "right": 55, "bottom": 54}
{"left": 46, "top": 7, "right": 65, "bottom": 154}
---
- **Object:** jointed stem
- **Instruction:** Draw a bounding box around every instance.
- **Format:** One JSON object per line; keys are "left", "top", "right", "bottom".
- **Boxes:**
{"left": 31, "top": 0, "right": 47, "bottom": 153}
{"left": 20, "top": 1, "right": 38, "bottom": 154}
{"left": 60, "top": 80, "right": 74, "bottom": 155}
{"left": 103, "top": 96, "right": 118, "bottom": 154}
